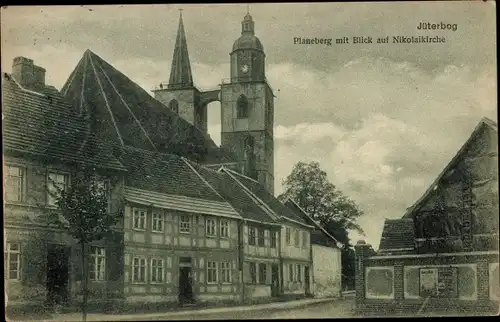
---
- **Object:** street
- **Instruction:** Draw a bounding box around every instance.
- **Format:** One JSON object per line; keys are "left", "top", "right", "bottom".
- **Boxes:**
{"left": 129, "top": 298, "right": 356, "bottom": 321}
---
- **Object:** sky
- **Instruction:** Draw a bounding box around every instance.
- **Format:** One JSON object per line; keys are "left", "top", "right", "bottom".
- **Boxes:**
{"left": 1, "top": 2, "right": 497, "bottom": 248}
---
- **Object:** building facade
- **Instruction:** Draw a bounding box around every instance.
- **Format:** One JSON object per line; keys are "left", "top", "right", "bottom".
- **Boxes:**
{"left": 3, "top": 68, "right": 127, "bottom": 306}
{"left": 4, "top": 11, "right": 342, "bottom": 310}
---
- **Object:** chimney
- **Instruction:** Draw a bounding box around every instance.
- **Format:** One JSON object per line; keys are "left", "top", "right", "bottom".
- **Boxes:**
{"left": 11, "top": 57, "right": 46, "bottom": 92}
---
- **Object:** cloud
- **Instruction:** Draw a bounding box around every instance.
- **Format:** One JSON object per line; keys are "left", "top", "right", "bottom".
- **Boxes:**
{"left": 271, "top": 57, "right": 496, "bottom": 247}
{"left": 1, "top": 4, "right": 496, "bottom": 249}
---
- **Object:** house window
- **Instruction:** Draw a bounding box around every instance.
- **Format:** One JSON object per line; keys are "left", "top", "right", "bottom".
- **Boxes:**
{"left": 206, "top": 217, "right": 217, "bottom": 236}
{"left": 220, "top": 220, "right": 230, "bottom": 238}
{"left": 270, "top": 231, "right": 277, "bottom": 248}
{"left": 248, "top": 227, "right": 256, "bottom": 245}
{"left": 220, "top": 261, "right": 232, "bottom": 283}
{"left": 132, "top": 257, "right": 147, "bottom": 283}
{"left": 5, "top": 166, "right": 24, "bottom": 202}
{"left": 297, "top": 264, "right": 302, "bottom": 282}
{"left": 250, "top": 262, "right": 257, "bottom": 283}
{"left": 302, "top": 231, "right": 308, "bottom": 248}
{"left": 4, "top": 243, "right": 21, "bottom": 280}
{"left": 258, "top": 229, "right": 265, "bottom": 247}
{"left": 47, "top": 172, "right": 68, "bottom": 206}
{"left": 236, "top": 95, "right": 249, "bottom": 119}
{"left": 179, "top": 214, "right": 191, "bottom": 234}
{"left": 133, "top": 209, "right": 146, "bottom": 230}
{"left": 258, "top": 263, "right": 267, "bottom": 285}
{"left": 89, "top": 246, "right": 106, "bottom": 281}
{"left": 151, "top": 258, "right": 164, "bottom": 283}
{"left": 294, "top": 229, "right": 300, "bottom": 247}
{"left": 288, "top": 263, "right": 294, "bottom": 282}
{"left": 207, "top": 261, "right": 218, "bottom": 284}
{"left": 152, "top": 212, "right": 164, "bottom": 232}
{"left": 286, "top": 227, "right": 291, "bottom": 245}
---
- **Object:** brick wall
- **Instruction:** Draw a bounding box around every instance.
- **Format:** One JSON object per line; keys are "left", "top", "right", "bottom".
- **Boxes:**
{"left": 354, "top": 242, "right": 499, "bottom": 316}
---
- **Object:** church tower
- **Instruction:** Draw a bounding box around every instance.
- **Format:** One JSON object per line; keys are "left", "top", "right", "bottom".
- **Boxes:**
{"left": 220, "top": 11, "right": 275, "bottom": 194}
{"left": 154, "top": 11, "right": 207, "bottom": 133}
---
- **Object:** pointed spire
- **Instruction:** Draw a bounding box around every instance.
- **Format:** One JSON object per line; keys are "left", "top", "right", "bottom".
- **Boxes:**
{"left": 168, "top": 9, "right": 194, "bottom": 89}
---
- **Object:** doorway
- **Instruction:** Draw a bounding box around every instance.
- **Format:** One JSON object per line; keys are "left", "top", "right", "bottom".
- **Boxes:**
{"left": 179, "top": 257, "right": 194, "bottom": 304}
{"left": 271, "top": 264, "right": 280, "bottom": 297}
{"left": 304, "top": 266, "right": 311, "bottom": 296}
{"left": 46, "top": 244, "right": 70, "bottom": 305}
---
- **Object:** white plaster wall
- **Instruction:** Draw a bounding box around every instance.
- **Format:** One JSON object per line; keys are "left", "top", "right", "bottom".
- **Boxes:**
{"left": 280, "top": 224, "right": 310, "bottom": 261}
{"left": 312, "top": 244, "right": 341, "bottom": 298}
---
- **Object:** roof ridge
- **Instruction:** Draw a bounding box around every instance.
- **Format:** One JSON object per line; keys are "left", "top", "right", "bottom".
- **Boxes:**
{"left": 285, "top": 198, "right": 341, "bottom": 246}
{"left": 182, "top": 158, "right": 226, "bottom": 200}
{"left": 222, "top": 167, "right": 279, "bottom": 221}
{"left": 481, "top": 116, "right": 498, "bottom": 131}
{"left": 61, "top": 53, "right": 85, "bottom": 96}
{"left": 6, "top": 72, "right": 47, "bottom": 98}
{"left": 402, "top": 117, "right": 496, "bottom": 218}
{"left": 224, "top": 167, "right": 260, "bottom": 184}
{"left": 87, "top": 50, "right": 125, "bottom": 146}
{"left": 94, "top": 56, "right": 159, "bottom": 152}
{"left": 183, "top": 158, "right": 244, "bottom": 219}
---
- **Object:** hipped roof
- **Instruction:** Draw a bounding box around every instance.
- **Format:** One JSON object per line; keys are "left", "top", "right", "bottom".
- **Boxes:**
{"left": 60, "top": 49, "right": 229, "bottom": 163}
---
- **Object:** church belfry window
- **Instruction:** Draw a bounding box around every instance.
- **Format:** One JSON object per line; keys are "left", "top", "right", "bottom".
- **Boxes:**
{"left": 237, "top": 95, "right": 249, "bottom": 119}
{"left": 169, "top": 99, "right": 179, "bottom": 114}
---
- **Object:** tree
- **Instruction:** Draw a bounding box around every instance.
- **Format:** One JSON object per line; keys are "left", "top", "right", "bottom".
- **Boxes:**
{"left": 278, "top": 161, "right": 365, "bottom": 289}
{"left": 47, "top": 165, "right": 121, "bottom": 321}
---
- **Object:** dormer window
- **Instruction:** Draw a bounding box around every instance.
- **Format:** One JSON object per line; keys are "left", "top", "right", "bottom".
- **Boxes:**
{"left": 237, "top": 95, "right": 249, "bottom": 119}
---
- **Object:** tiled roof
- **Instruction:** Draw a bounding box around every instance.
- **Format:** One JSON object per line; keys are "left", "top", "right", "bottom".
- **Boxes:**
{"left": 118, "top": 145, "right": 224, "bottom": 202}
{"left": 378, "top": 219, "right": 415, "bottom": 253}
{"left": 2, "top": 72, "right": 126, "bottom": 171}
{"left": 124, "top": 186, "right": 241, "bottom": 219}
{"left": 284, "top": 199, "right": 340, "bottom": 247}
{"left": 223, "top": 168, "right": 309, "bottom": 225}
{"left": 60, "top": 50, "right": 230, "bottom": 163}
{"left": 189, "top": 162, "right": 277, "bottom": 224}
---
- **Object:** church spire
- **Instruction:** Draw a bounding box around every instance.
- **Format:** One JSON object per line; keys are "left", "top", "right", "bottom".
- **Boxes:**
{"left": 168, "top": 10, "right": 194, "bottom": 89}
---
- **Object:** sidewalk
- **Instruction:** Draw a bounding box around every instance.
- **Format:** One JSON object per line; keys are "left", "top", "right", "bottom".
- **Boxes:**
{"left": 41, "top": 297, "right": 337, "bottom": 321}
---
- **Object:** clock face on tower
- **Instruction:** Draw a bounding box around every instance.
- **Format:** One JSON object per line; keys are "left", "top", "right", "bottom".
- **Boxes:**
{"left": 241, "top": 64, "right": 249, "bottom": 73}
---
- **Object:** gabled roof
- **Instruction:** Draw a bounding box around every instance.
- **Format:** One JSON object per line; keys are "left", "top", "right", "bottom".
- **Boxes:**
{"left": 284, "top": 198, "right": 341, "bottom": 247}
{"left": 223, "top": 168, "right": 312, "bottom": 228}
{"left": 188, "top": 162, "right": 277, "bottom": 224}
{"left": 378, "top": 219, "right": 415, "bottom": 254}
{"left": 403, "top": 117, "right": 498, "bottom": 219}
{"left": 2, "top": 72, "right": 126, "bottom": 171}
{"left": 60, "top": 50, "right": 222, "bottom": 162}
{"left": 168, "top": 12, "right": 194, "bottom": 89}
{"left": 117, "top": 145, "right": 224, "bottom": 202}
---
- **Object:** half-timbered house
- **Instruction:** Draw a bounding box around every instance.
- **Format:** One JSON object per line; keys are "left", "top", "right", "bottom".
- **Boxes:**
{"left": 3, "top": 12, "right": 337, "bottom": 310}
